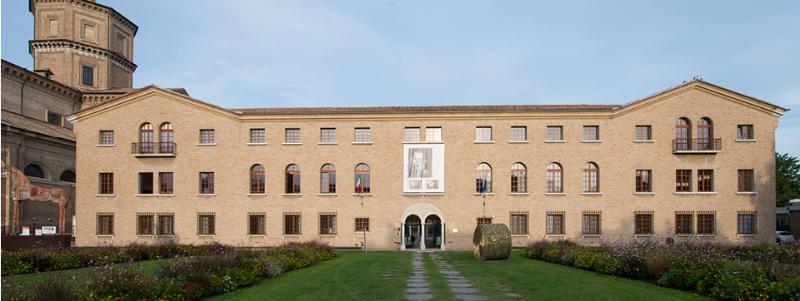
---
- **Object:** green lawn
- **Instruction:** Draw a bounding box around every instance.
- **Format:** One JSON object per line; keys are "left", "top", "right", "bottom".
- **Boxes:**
{"left": 213, "top": 250, "right": 706, "bottom": 301}
{"left": 3, "top": 250, "right": 708, "bottom": 301}
{"left": 439, "top": 251, "right": 707, "bottom": 301}
{"left": 2, "top": 259, "right": 165, "bottom": 287}
{"left": 211, "top": 251, "right": 413, "bottom": 301}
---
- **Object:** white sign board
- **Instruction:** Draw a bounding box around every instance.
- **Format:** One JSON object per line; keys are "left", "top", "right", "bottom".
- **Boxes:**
{"left": 21, "top": 226, "right": 30, "bottom": 236}
{"left": 403, "top": 144, "right": 445, "bottom": 193}
{"left": 41, "top": 226, "right": 57, "bottom": 235}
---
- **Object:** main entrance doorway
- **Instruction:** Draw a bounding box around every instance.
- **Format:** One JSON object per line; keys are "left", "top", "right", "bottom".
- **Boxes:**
{"left": 424, "top": 215, "right": 442, "bottom": 249}
{"left": 401, "top": 202, "right": 445, "bottom": 250}
{"left": 404, "top": 215, "right": 422, "bottom": 249}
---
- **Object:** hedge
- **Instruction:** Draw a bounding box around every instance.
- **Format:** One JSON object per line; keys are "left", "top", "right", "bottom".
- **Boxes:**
{"left": 524, "top": 240, "right": 800, "bottom": 300}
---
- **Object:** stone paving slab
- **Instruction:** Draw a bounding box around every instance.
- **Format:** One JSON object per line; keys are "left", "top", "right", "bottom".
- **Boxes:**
{"left": 405, "top": 294, "right": 433, "bottom": 301}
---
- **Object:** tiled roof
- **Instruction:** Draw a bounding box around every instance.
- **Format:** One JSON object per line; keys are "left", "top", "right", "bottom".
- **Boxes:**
{"left": 232, "top": 104, "right": 619, "bottom": 115}
{"left": 1, "top": 110, "right": 75, "bottom": 142}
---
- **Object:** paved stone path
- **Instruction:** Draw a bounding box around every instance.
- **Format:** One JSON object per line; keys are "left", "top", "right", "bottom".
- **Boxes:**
{"left": 429, "top": 253, "right": 489, "bottom": 301}
{"left": 405, "top": 252, "right": 432, "bottom": 301}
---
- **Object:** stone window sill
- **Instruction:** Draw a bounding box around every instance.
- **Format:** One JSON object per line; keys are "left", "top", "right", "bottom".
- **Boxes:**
{"left": 96, "top": 235, "right": 114, "bottom": 238}
{"left": 197, "top": 194, "right": 216, "bottom": 197}
{"left": 197, "top": 235, "right": 216, "bottom": 238}
{"left": 96, "top": 194, "right": 115, "bottom": 197}
{"left": 633, "top": 192, "right": 655, "bottom": 195}
{"left": 736, "top": 192, "right": 757, "bottom": 195}
{"left": 96, "top": 144, "right": 116, "bottom": 147}
{"left": 248, "top": 235, "right": 267, "bottom": 238}
{"left": 633, "top": 140, "right": 655, "bottom": 143}
{"left": 582, "top": 234, "right": 602, "bottom": 238}
{"left": 581, "top": 192, "right": 602, "bottom": 195}
{"left": 318, "top": 142, "right": 338, "bottom": 145}
{"left": 735, "top": 139, "right": 756, "bottom": 143}
{"left": 283, "top": 193, "right": 302, "bottom": 197}
{"left": 545, "top": 140, "right": 566, "bottom": 143}
{"left": 196, "top": 143, "right": 216, "bottom": 146}
{"left": 473, "top": 141, "right": 494, "bottom": 144}
{"left": 474, "top": 193, "right": 495, "bottom": 196}
{"left": 352, "top": 142, "right": 372, "bottom": 145}
{"left": 247, "top": 193, "right": 267, "bottom": 196}
{"left": 581, "top": 140, "right": 602, "bottom": 143}
{"left": 247, "top": 143, "right": 267, "bottom": 146}
{"left": 508, "top": 140, "right": 530, "bottom": 144}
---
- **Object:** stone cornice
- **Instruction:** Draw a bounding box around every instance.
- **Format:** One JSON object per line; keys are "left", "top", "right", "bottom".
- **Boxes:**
{"left": 29, "top": 39, "right": 137, "bottom": 73}
{"left": 1, "top": 59, "right": 82, "bottom": 101}
{"left": 29, "top": 0, "right": 138, "bottom": 35}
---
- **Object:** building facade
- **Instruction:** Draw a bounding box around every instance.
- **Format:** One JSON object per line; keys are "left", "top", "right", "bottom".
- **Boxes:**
{"left": 68, "top": 83, "right": 786, "bottom": 250}
{"left": 1, "top": 0, "right": 139, "bottom": 236}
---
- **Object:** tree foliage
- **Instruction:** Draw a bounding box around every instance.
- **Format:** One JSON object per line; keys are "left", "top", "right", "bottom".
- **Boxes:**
{"left": 776, "top": 152, "right": 800, "bottom": 207}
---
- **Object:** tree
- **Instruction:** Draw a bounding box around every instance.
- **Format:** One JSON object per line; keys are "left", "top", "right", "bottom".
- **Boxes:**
{"left": 776, "top": 152, "right": 800, "bottom": 207}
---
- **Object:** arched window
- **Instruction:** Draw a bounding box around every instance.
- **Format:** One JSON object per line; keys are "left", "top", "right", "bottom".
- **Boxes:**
{"left": 583, "top": 162, "right": 599, "bottom": 192}
{"left": 285, "top": 164, "right": 301, "bottom": 194}
{"left": 24, "top": 164, "right": 45, "bottom": 178}
{"left": 697, "top": 117, "right": 713, "bottom": 150}
{"left": 355, "top": 163, "right": 370, "bottom": 193}
{"left": 475, "top": 163, "right": 492, "bottom": 193}
{"left": 250, "top": 164, "right": 265, "bottom": 194}
{"left": 511, "top": 163, "right": 527, "bottom": 193}
{"left": 159, "top": 122, "right": 174, "bottom": 153}
{"left": 546, "top": 162, "right": 563, "bottom": 193}
{"left": 139, "top": 123, "right": 154, "bottom": 153}
{"left": 320, "top": 164, "right": 336, "bottom": 193}
{"left": 59, "top": 170, "right": 76, "bottom": 183}
{"left": 675, "top": 118, "right": 691, "bottom": 150}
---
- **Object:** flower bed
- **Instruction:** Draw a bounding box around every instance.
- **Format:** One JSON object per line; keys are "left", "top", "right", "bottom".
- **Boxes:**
{"left": 524, "top": 240, "right": 800, "bottom": 300}
{"left": 2, "top": 242, "right": 335, "bottom": 301}
{"left": 1, "top": 242, "right": 233, "bottom": 275}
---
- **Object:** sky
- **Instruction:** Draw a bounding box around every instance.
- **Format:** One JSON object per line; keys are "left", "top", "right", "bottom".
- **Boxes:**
{"left": 2, "top": 1, "right": 799, "bottom": 157}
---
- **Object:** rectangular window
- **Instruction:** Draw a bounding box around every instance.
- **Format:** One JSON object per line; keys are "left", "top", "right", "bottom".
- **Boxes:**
{"left": 635, "top": 125, "right": 652, "bottom": 141}
{"left": 199, "top": 172, "right": 215, "bottom": 194}
{"left": 737, "top": 125, "right": 754, "bottom": 140}
{"left": 737, "top": 212, "right": 757, "bottom": 235}
{"left": 425, "top": 127, "right": 442, "bottom": 142}
{"left": 285, "top": 128, "right": 301, "bottom": 143}
{"left": 319, "top": 213, "right": 337, "bottom": 235}
{"left": 510, "top": 212, "right": 528, "bottom": 235}
{"left": 81, "top": 65, "right": 94, "bottom": 86}
{"left": 477, "top": 217, "right": 493, "bottom": 225}
{"left": 138, "top": 172, "right": 154, "bottom": 194}
{"left": 159, "top": 172, "right": 174, "bottom": 194}
{"left": 546, "top": 126, "right": 563, "bottom": 141}
{"left": 546, "top": 213, "right": 565, "bottom": 235}
{"left": 197, "top": 214, "right": 215, "bottom": 235}
{"left": 284, "top": 213, "right": 301, "bottom": 235}
{"left": 137, "top": 214, "right": 154, "bottom": 235}
{"left": 510, "top": 126, "right": 527, "bottom": 141}
{"left": 675, "top": 169, "right": 692, "bottom": 192}
{"left": 96, "top": 214, "right": 113, "bottom": 235}
{"left": 199, "top": 129, "right": 215, "bottom": 144}
{"left": 99, "top": 130, "right": 114, "bottom": 145}
{"left": 47, "top": 111, "right": 62, "bottom": 126}
{"left": 98, "top": 173, "right": 114, "bottom": 194}
{"left": 738, "top": 169, "right": 754, "bottom": 192}
{"left": 355, "top": 217, "right": 370, "bottom": 232}
{"left": 583, "top": 126, "right": 599, "bottom": 141}
{"left": 249, "top": 128, "right": 266, "bottom": 144}
{"left": 582, "top": 213, "right": 601, "bottom": 235}
{"left": 354, "top": 128, "right": 371, "bottom": 143}
{"left": 404, "top": 127, "right": 420, "bottom": 142}
{"left": 475, "top": 126, "right": 492, "bottom": 142}
{"left": 320, "top": 128, "right": 337, "bottom": 143}
{"left": 249, "top": 214, "right": 266, "bottom": 235}
{"left": 675, "top": 213, "right": 693, "bottom": 235}
{"left": 697, "top": 213, "right": 715, "bottom": 235}
{"left": 157, "top": 214, "right": 174, "bottom": 235}
{"left": 697, "top": 169, "right": 714, "bottom": 192}
{"left": 634, "top": 213, "right": 654, "bottom": 235}
{"left": 635, "top": 170, "right": 652, "bottom": 192}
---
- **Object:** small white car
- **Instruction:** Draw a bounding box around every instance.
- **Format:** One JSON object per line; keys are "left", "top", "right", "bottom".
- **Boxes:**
{"left": 776, "top": 231, "right": 795, "bottom": 244}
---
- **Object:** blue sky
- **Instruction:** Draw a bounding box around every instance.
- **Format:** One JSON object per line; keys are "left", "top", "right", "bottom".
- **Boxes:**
{"left": 3, "top": 1, "right": 799, "bottom": 156}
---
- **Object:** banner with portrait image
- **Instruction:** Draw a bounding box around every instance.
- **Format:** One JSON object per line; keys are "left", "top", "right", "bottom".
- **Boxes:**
{"left": 403, "top": 144, "right": 444, "bottom": 193}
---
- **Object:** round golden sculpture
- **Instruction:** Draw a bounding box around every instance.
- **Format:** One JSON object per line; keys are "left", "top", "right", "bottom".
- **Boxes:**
{"left": 472, "top": 223, "right": 512, "bottom": 260}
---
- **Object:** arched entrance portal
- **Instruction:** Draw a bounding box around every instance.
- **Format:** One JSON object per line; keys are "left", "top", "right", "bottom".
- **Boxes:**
{"left": 424, "top": 215, "right": 442, "bottom": 249}
{"left": 401, "top": 202, "right": 445, "bottom": 250}
{"left": 404, "top": 215, "right": 422, "bottom": 249}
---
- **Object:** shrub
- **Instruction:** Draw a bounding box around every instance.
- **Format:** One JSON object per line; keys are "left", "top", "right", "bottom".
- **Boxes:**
{"left": 82, "top": 264, "right": 157, "bottom": 301}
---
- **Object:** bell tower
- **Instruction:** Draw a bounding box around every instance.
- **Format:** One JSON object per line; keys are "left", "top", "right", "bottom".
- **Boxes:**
{"left": 28, "top": 0, "right": 137, "bottom": 91}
